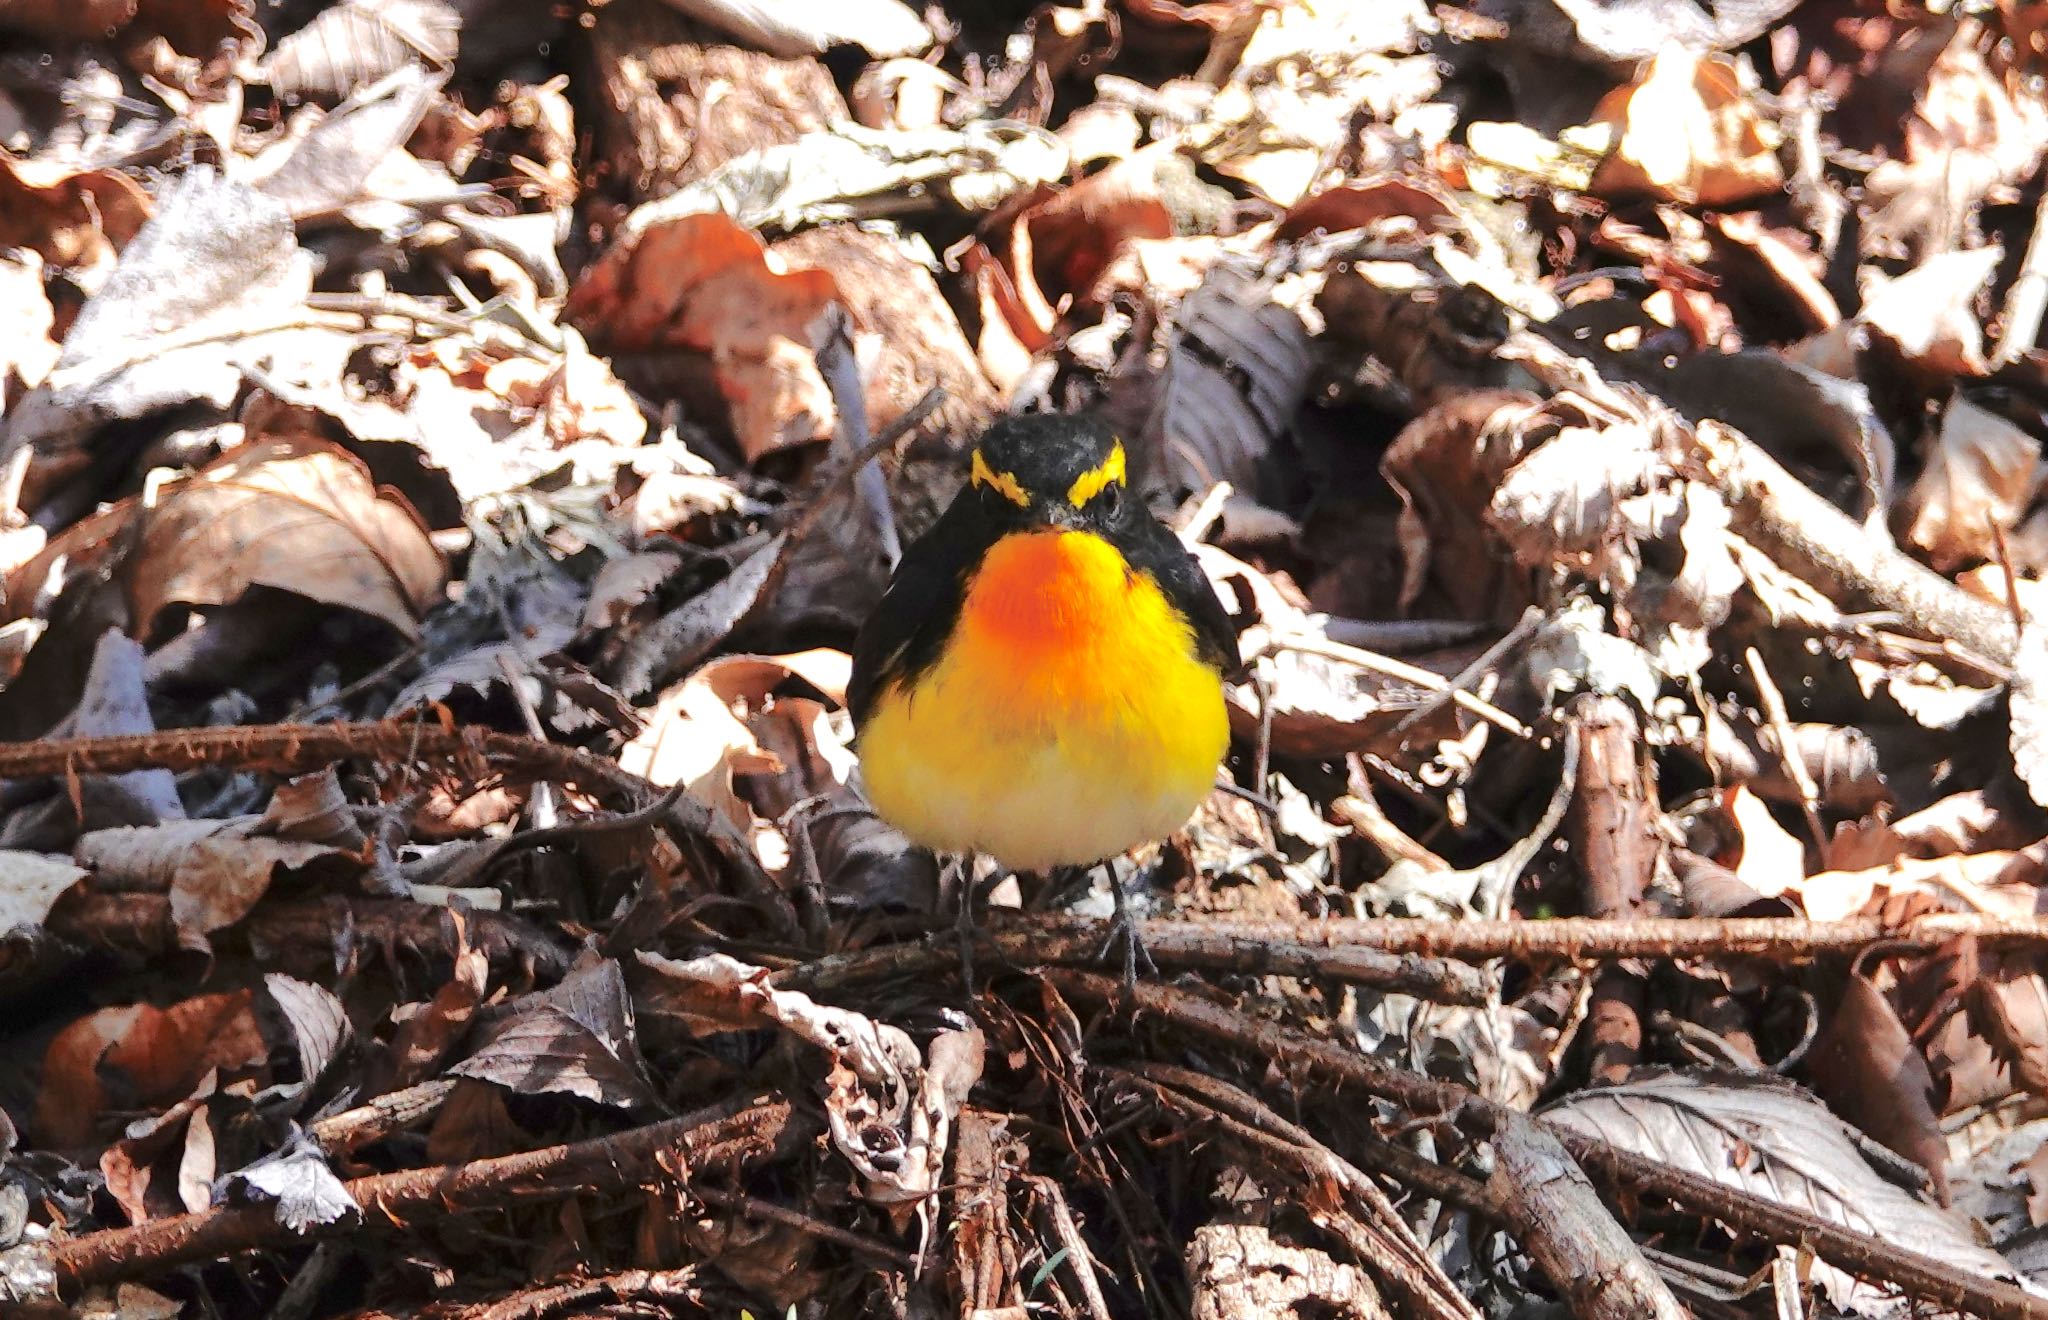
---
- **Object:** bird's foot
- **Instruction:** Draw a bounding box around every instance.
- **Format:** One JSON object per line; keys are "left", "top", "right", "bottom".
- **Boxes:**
{"left": 1095, "top": 868, "right": 1157, "bottom": 993}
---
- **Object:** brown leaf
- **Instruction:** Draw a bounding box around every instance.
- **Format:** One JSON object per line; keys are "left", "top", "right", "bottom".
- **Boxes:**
{"left": 75, "top": 779, "right": 368, "bottom": 951}
{"left": 566, "top": 211, "right": 841, "bottom": 461}
{"left": 383, "top": 940, "right": 488, "bottom": 1091}
{"left": 1810, "top": 968, "right": 1951, "bottom": 1204}
{"left": 1588, "top": 49, "right": 1784, "bottom": 206}
{"left": 425, "top": 1078, "right": 527, "bottom": 1164}
{"left": 1975, "top": 953, "right": 2048, "bottom": 1099}
{"left": 98, "top": 1078, "right": 218, "bottom": 1223}
{"left": 1902, "top": 395, "right": 2047, "bottom": 572}
{"left": 448, "top": 960, "right": 654, "bottom": 1109}
{"left": 1380, "top": 390, "right": 1545, "bottom": 619}
{"left": 35, "top": 991, "right": 266, "bottom": 1148}
{"left": 127, "top": 438, "right": 445, "bottom": 642}
{"left": 0, "top": 0, "right": 139, "bottom": 42}
{"left": 0, "top": 151, "right": 152, "bottom": 272}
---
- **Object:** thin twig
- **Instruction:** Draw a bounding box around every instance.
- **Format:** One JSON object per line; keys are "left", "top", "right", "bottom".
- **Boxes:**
{"left": 1391, "top": 606, "right": 1544, "bottom": 738}
{"left": 1743, "top": 645, "right": 1827, "bottom": 859}
{"left": 1259, "top": 632, "right": 1532, "bottom": 739}
{"left": 0, "top": 721, "right": 793, "bottom": 937}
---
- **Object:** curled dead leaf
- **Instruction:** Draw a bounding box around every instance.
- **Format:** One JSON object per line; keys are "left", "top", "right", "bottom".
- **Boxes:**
{"left": 35, "top": 990, "right": 266, "bottom": 1148}
{"left": 566, "top": 211, "right": 841, "bottom": 461}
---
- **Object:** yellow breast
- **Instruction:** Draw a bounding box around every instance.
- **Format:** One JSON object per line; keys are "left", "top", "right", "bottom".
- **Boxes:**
{"left": 858, "top": 529, "right": 1229, "bottom": 872}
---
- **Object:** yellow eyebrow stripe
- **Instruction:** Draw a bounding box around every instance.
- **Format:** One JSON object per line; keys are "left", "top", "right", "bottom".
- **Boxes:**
{"left": 1066, "top": 442, "right": 1126, "bottom": 506}
{"left": 971, "top": 450, "right": 1030, "bottom": 507}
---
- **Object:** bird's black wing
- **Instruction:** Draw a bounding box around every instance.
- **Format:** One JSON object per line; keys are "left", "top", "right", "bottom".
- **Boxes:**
{"left": 847, "top": 497, "right": 992, "bottom": 729}
{"left": 1123, "top": 513, "right": 1243, "bottom": 676}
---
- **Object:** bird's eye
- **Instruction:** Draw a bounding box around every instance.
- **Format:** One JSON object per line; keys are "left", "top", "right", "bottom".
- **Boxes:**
{"left": 1101, "top": 484, "right": 1122, "bottom": 517}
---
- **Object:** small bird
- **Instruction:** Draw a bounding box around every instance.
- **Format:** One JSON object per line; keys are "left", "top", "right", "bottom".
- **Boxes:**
{"left": 849, "top": 412, "right": 1240, "bottom": 981}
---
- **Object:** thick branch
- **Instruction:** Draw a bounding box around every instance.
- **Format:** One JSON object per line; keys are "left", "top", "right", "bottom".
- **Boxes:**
{"left": 1700, "top": 422, "right": 2017, "bottom": 665}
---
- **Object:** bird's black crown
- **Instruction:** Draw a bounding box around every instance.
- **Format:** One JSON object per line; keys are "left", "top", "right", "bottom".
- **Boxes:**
{"left": 972, "top": 413, "right": 1124, "bottom": 506}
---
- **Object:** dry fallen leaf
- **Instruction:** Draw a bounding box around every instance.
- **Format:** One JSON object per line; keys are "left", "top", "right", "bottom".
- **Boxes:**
{"left": 1900, "top": 394, "right": 2044, "bottom": 572}
{"left": 119, "top": 438, "right": 444, "bottom": 642}
{"left": 1588, "top": 49, "right": 1784, "bottom": 206}
{"left": 1810, "top": 963, "right": 1951, "bottom": 1204}
{"left": 1862, "top": 19, "right": 2048, "bottom": 261}
{"left": 566, "top": 211, "right": 842, "bottom": 461}
{"left": 35, "top": 990, "right": 267, "bottom": 1148}
{"left": 0, "top": 150, "right": 152, "bottom": 273}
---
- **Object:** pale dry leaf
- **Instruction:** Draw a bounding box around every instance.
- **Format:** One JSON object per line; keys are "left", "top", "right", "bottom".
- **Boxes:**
{"left": 1478, "top": 0, "right": 1801, "bottom": 66}
{"left": 3, "top": 169, "right": 314, "bottom": 488}
{"left": 1542, "top": 1072, "right": 2032, "bottom": 1314}
{"left": 1199, "top": 543, "right": 1419, "bottom": 758}
{"left": 658, "top": 0, "right": 931, "bottom": 58}
{"left": 1485, "top": 422, "right": 1658, "bottom": 568}
{"left": 1588, "top": 48, "right": 1783, "bottom": 206}
{"left": 619, "top": 648, "right": 851, "bottom": 864}
{"left": 595, "top": 121, "right": 1067, "bottom": 243}
{"left": 1797, "top": 848, "right": 2044, "bottom": 924}
{"left": 1901, "top": 394, "right": 2044, "bottom": 572}
{"left": 2010, "top": 612, "right": 2048, "bottom": 810}
{"left": 244, "top": 64, "right": 447, "bottom": 220}
{"left": 130, "top": 439, "right": 445, "bottom": 642}
{"left": 260, "top": 0, "right": 459, "bottom": 106}
{"left": 1720, "top": 786, "right": 1808, "bottom": 896}
{"left": 1858, "top": 245, "right": 2003, "bottom": 379}
{"left": 223, "top": 1133, "right": 361, "bottom": 1231}
{"left": 0, "top": 256, "right": 60, "bottom": 394}
{"left": 1863, "top": 19, "right": 2048, "bottom": 261}
{"left": 263, "top": 974, "right": 352, "bottom": 1094}
{"left": 482, "top": 329, "right": 647, "bottom": 450}
{"left": 1189, "top": 0, "right": 1438, "bottom": 205}
{"left": 637, "top": 950, "right": 919, "bottom": 1091}
{"left": 0, "top": 851, "right": 86, "bottom": 938}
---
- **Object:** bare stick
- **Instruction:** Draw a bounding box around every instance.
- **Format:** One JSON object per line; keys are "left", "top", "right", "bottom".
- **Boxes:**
{"left": 1699, "top": 422, "right": 2018, "bottom": 665}
{"left": 1744, "top": 645, "right": 1828, "bottom": 858}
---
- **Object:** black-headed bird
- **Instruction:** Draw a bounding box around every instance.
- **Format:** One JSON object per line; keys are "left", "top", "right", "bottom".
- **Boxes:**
{"left": 849, "top": 413, "right": 1240, "bottom": 981}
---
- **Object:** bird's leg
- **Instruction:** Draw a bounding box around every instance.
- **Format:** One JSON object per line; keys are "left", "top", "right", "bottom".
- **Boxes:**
{"left": 1094, "top": 861, "right": 1156, "bottom": 991}
{"left": 949, "top": 854, "right": 981, "bottom": 993}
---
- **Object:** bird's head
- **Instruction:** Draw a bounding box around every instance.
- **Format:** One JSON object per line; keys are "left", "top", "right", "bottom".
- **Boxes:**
{"left": 968, "top": 413, "right": 1130, "bottom": 532}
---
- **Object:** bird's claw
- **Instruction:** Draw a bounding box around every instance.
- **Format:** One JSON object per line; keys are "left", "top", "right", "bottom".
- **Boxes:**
{"left": 1097, "top": 878, "right": 1156, "bottom": 992}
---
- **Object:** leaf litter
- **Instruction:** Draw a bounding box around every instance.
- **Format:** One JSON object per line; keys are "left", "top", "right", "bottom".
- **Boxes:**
{"left": 3, "top": 1, "right": 2048, "bottom": 1316}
